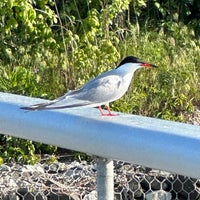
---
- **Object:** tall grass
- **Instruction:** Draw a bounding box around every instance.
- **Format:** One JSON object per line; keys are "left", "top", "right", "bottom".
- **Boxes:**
{"left": 0, "top": 24, "right": 199, "bottom": 121}
{"left": 113, "top": 25, "right": 199, "bottom": 121}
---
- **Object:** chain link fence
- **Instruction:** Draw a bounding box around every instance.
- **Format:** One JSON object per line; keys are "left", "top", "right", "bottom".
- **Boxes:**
{"left": 0, "top": 160, "right": 200, "bottom": 200}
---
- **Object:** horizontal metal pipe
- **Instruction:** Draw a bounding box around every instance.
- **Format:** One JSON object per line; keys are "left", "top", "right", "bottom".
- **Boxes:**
{"left": 0, "top": 92, "right": 200, "bottom": 178}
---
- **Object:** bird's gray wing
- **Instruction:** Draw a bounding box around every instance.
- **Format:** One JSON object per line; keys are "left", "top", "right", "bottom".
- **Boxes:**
{"left": 71, "top": 74, "right": 123, "bottom": 103}
{"left": 20, "top": 90, "right": 93, "bottom": 111}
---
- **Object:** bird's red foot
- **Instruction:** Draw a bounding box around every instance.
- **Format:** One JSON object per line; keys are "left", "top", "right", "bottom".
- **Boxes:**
{"left": 98, "top": 106, "right": 119, "bottom": 116}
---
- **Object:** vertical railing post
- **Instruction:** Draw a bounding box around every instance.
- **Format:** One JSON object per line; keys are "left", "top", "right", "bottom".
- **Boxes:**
{"left": 96, "top": 157, "right": 114, "bottom": 200}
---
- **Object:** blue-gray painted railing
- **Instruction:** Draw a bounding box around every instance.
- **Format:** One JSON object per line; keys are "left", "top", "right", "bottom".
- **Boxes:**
{"left": 0, "top": 92, "right": 200, "bottom": 199}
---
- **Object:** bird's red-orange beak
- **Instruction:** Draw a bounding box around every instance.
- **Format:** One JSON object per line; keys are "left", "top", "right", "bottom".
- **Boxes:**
{"left": 141, "top": 62, "right": 158, "bottom": 68}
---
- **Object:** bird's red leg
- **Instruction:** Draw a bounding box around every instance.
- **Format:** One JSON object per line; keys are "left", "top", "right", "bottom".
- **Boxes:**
{"left": 98, "top": 106, "right": 118, "bottom": 116}
{"left": 106, "top": 105, "right": 119, "bottom": 116}
{"left": 98, "top": 106, "right": 106, "bottom": 116}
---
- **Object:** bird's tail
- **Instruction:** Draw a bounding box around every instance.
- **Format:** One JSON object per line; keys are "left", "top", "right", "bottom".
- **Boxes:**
{"left": 21, "top": 90, "right": 82, "bottom": 111}
{"left": 20, "top": 101, "right": 58, "bottom": 111}
{"left": 20, "top": 100, "right": 92, "bottom": 111}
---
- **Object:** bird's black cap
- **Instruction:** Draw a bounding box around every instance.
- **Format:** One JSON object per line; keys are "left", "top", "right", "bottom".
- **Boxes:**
{"left": 117, "top": 56, "right": 142, "bottom": 67}
{"left": 116, "top": 56, "right": 158, "bottom": 68}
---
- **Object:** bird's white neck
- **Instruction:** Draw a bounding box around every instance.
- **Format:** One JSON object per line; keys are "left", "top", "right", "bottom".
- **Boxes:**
{"left": 115, "top": 63, "right": 142, "bottom": 75}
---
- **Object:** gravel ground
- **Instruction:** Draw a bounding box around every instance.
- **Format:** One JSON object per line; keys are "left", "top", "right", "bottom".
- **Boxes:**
{"left": 185, "top": 107, "right": 200, "bottom": 126}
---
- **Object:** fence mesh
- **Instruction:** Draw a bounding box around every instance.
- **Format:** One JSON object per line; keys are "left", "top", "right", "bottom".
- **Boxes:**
{"left": 0, "top": 160, "right": 200, "bottom": 200}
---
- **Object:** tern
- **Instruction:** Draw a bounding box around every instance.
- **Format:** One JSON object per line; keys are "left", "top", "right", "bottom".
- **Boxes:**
{"left": 21, "top": 56, "right": 157, "bottom": 116}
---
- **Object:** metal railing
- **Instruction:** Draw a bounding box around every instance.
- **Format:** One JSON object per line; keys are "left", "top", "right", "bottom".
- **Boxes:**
{"left": 0, "top": 92, "right": 200, "bottom": 200}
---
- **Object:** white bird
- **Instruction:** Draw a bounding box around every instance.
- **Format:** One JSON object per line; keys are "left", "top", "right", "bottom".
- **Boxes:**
{"left": 21, "top": 56, "right": 157, "bottom": 116}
